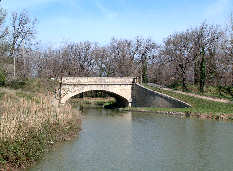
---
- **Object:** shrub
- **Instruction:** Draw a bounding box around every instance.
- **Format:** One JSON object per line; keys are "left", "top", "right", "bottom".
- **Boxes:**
{"left": 0, "top": 68, "right": 6, "bottom": 87}
{"left": 6, "top": 79, "right": 26, "bottom": 89}
{"left": 6, "top": 78, "right": 58, "bottom": 94}
{"left": 0, "top": 91, "right": 81, "bottom": 169}
{"left": 167, "top": 81, "right": 181, "bottom": 89}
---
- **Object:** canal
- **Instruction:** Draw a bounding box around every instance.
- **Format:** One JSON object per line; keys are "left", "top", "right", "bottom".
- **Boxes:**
{"left": 30, "top": 105, "right": 233, "bottom": 171}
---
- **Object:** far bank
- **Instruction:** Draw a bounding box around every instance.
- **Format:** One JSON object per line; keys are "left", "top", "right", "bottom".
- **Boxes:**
{"left": 121, "top": 84, "right": 233, "bottom": 121}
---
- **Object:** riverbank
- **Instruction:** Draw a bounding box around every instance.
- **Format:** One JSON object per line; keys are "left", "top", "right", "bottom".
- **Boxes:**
{"left": 123, "top": 84, "right": 233, "bottom": 121}
{"left": 0, "top": 80, "right": 82, "bottom": 170}
{"left": 122, "top": 107, "right": 233, "bottom": 120}
{"left": 69, "top": 97, "right": 116, "bottom": 107}
{"left": 148, "top": 83, "right": 231, "bottom": 103}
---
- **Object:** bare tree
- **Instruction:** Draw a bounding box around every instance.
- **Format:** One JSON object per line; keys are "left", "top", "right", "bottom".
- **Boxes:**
{"left": 191, "top": 23, "right": 223, "bottom": 92}
{"left": 8, "top": 10, "right": 37, "bottom": 78}
{"left": 163, "top": 30, "right": 194, "bottom": 91}
{"left": 0, "top": 8, "right": 8, "bottom": 58}
{"left": 93, "top": 46, "right": 114, "bottom": 77}
{"left": 133, "top": 37, "right": 157, "bottom": 83}
{"left": 108, "top": 38, "right": 138, "bottom": 77}
{"left": 0, "top": 8, "right": 7, "bottom": 40}
{"left": 228, "top": 14, "right": 233, "bottom": 86}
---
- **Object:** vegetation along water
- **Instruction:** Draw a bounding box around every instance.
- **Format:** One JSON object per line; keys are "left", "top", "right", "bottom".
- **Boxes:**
{"left": 0, "top": 79, "right": 81, "bottom": 169}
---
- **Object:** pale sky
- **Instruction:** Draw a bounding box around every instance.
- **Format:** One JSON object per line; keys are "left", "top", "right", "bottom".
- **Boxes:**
{"left": 1, "top": 0, "right": 233, "bottom": 47}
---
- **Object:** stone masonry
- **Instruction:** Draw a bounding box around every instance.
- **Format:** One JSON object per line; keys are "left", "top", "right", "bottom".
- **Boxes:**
{"left": 59, "top": 77, "right": 135, "bottom": 107}
{"left": 59, "top": 77, "right": 191, "bottom": 108}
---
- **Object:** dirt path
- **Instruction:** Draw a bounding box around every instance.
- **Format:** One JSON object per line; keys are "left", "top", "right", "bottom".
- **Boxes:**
{"left": 162, "top": 87, "right": 232, "bottom": 104}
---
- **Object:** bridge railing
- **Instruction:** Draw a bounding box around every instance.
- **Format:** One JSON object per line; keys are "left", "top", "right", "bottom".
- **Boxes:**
{"left": 59, "top": 77, "right": 137, "bottom": 85}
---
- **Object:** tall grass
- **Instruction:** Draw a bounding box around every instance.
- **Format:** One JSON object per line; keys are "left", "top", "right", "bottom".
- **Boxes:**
{"left": 0, "top": 88, "right": 81, "bottom": 169}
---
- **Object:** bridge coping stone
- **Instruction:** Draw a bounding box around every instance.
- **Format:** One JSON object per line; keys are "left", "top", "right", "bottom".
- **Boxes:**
{"left": 61, "top": 77, "right": 135, "bottom": 84}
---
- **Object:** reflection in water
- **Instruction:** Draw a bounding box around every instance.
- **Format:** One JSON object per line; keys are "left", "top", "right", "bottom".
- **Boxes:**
{"left": 30, "top": 107, "right": 233, "bottom": 171}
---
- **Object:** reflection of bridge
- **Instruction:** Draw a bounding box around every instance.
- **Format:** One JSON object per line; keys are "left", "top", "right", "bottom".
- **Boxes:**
{"left": 59, "top": 77, "right": 191, "bottom": 108}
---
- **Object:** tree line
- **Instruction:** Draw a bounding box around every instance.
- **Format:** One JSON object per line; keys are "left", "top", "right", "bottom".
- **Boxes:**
{"left": 0, "top": 7, "right": 232, "bottom": 95}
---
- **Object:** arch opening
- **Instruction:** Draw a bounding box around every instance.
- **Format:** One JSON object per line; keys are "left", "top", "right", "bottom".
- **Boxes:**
{"left": 68, "top": 90, "right": 129, "bottom": 108}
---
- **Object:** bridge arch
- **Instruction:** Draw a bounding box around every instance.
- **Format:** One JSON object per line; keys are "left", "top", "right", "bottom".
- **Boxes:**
{"left": 66, "top": 89, "right": 129, "bottom": 107}
{"left": 60, "top": 84, "right": 133, "bottom": 107}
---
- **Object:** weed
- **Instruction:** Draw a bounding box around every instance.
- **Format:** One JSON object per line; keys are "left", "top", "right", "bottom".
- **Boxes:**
{"left": 0, "top": 88, "right": 81, "bottom": 169}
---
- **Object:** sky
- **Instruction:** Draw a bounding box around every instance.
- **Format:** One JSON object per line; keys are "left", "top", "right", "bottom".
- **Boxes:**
{"left": 1, "top": 0, "right": 233, "bottom": 47}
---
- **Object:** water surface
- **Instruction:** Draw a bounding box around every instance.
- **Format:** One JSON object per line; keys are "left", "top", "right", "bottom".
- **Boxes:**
{"left": 30, "top": 106, "right": 233, "bottom": 171}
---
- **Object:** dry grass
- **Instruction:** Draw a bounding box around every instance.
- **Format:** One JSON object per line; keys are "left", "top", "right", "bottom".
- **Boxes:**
{"left": 0, "top": 88, "right": 81, "bottom": 168}
{"left": 0, "top": 93, "right": 75, "bottom": 140}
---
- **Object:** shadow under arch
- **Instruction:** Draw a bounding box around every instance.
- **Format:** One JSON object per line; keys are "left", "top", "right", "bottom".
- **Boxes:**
{"left": 68, "top": 90, "right": 129, "bottom": 108}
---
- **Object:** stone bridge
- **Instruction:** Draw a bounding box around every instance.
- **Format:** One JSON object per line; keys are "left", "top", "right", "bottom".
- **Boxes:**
{"left": 59, "top": 77, "right": 191, "bottom": 108}
{"left": 59, "top": 77, "right": 136, "bottom": 107}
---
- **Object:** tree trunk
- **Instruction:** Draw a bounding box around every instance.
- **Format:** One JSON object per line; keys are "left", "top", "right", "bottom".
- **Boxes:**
{"left": 141, "top": 54, "right": 148, "bottom": 83}
{"left": 142, "top": 61, "right": 148, "bottom": 83}
{"left": 182, "top": 76, "right": 188, "bottom": 91}
{"left": 232, "top": 62, "right": 233, "bottom": 87}
{"left": 199, "top": 49, "right": 206, "bottom": 93}
{"left": 194, "top": 62, "right": 199, "bottom": 85}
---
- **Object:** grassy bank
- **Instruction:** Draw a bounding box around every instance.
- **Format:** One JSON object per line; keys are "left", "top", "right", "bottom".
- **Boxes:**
{"left": 166, "top": 84, "right": 233, "bottom": 101}
{"left": 0, "top": 80, "right": 81, "bottom": 169}
{"left": 123, "top": 84, "right": 233, "bottom": 120}
{"left": 69, "top": 97, "right": 116, "bottom": 107}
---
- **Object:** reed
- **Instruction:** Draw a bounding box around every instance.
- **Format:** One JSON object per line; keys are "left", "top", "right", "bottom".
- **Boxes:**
{"left": 0, "top": 88, "right": 81, "bottom": 169}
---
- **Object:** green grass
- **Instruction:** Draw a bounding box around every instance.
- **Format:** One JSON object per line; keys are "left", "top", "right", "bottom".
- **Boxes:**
{"left": 142, "top": 84, "right": 233, "bottom": 115}
{"left": 103, "top": 101, "right": 115, "bottom": 107}
{"left": 167, "top": 83, "right": 233, "bottom": 100}
{"left": 69, "top": 97, "right": 116, "bottom": 106}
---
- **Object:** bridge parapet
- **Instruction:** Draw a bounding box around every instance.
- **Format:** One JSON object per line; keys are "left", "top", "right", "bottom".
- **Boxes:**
{"left": 61, "top": 77, "right": 136, "bottom": 85}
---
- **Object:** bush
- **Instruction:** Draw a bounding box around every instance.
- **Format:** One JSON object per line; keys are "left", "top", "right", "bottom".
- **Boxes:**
{"left": 0, "top": 68, "right": 6, "bottom": 87}
{"left": 6, "top": 80, "right": 26, "bottom": 89}
{"left": 6, "top": 78, "right": 58, "bottom": 94}
{"left": 0, "top": 92, "right": 81, "bottom": 169}
{"left": 167, "top": 81, "right": 181, "bottom": 89}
